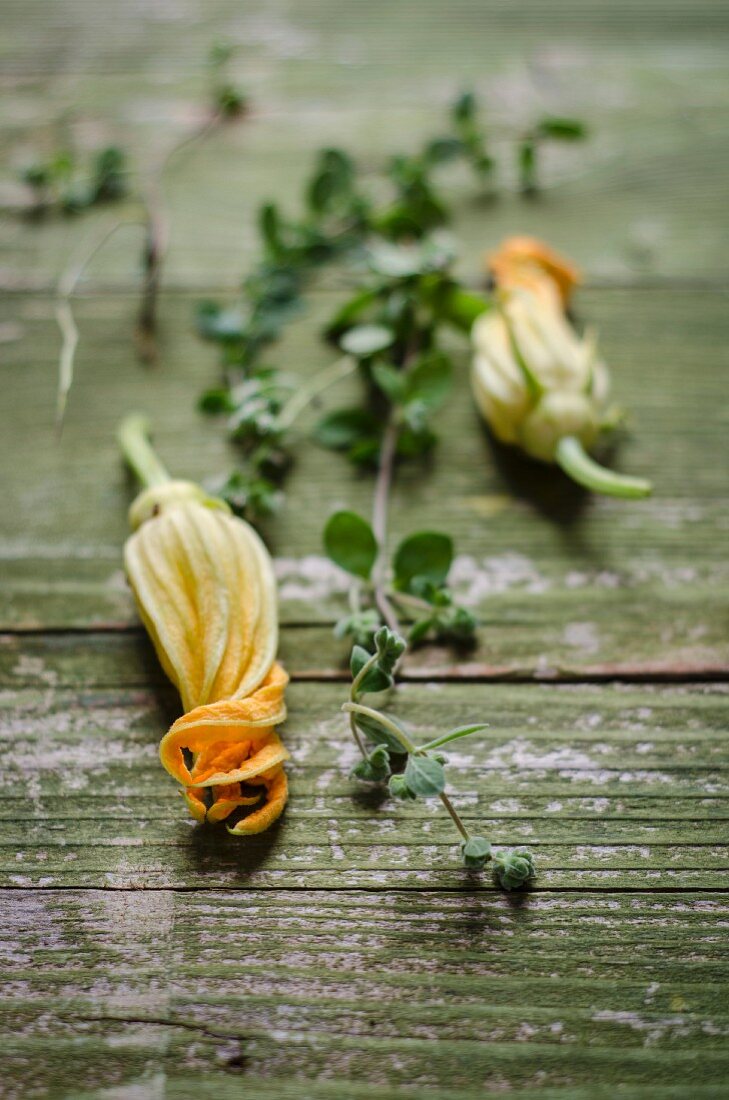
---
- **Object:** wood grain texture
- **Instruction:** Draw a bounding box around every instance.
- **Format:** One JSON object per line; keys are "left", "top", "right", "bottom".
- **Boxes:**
{"left": 1, "top": 289, "right": 727, "bottom": 675}
{"left": 2, "top": 888, "right": 728, "bottom": 1097}
{"left": 1, "top": 2, "right": 729, "bottom": 286}
{"left": 2, "top": 1, "right": 728, "bottom": 1096}
{"left": 1, "top": 665, "right": 727, "bottom": 890}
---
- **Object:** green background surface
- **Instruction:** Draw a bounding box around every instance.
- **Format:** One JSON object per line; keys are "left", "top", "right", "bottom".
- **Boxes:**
{"left": 1, "top": 1, "right": 728, "bottom": 1096}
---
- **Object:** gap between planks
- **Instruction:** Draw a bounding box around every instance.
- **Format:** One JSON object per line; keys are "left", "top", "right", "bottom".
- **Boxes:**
{"left": 2, "top": 626, "right": 727, "bottom": 683}
{"left": 2, "top": 884, "right": 728, "bottom": 894}
{"left": 3, "top": 278, "right": 729, "bottom": 297}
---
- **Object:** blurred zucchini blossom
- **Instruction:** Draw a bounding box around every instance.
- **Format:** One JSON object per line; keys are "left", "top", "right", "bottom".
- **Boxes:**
{"left": 471, "top": 237, "right": 652, "bottom": 499}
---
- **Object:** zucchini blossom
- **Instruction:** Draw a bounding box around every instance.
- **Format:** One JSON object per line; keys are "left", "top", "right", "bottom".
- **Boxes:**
{"left": 472, "top": 237, "right": 651, "bottom": 499}
{"left": 119, "top": 416, "right": 289, "bottom": 835}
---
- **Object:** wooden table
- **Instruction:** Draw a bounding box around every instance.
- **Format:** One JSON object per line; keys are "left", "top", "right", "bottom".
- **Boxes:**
{"left": 2, "top": 2, "right": 728, "bottom": 1096}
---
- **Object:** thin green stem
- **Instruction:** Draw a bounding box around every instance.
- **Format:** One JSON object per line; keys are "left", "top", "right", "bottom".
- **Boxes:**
{"left": 438, "top": 790, "right": 470, "bottom": 842}
{"left": 349, "top": 650, "right": 380, "bottom": 700}
{"left": 348, "top": 582, "right": 363, "bottom": 616}
{"left": 371, "top": 414, "right": 402, "bottom": 634}
{"left": 276, "top": 355, "right": 357, "bottom": 431}
{"left": 388, "top": 589, "right": 434, "bottom": 614}
{"left": 55, "top": 217, "right": 140, "bottom": 435}
{"left": 118, "top": 415, "right": 171, "bottom": 489}
{"left": 343, "top": 702, "right": 416, "bottom": 754}
{"left": 556, "top": 435, "right": 652, "bottom": 500}
{"left": 348, "top": 714, "right": 368, "bottom": 758}
{"left": 419, "top": 724, "right": 488, "bottom": 753}
{"left": 343, "top": 702, "right": 473, "bottom": 842}
{"left": 136, "top": 110, "right": 223, "bottom": 360}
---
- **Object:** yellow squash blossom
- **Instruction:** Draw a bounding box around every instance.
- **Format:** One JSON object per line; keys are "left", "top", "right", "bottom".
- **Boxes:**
{"left": 472, "top": 237, "right": 652, "bottom": 499}
{"left": 486, "top": 235, "right": 581, "bottom": 308}
{"left": 119, "top": 416, "right": 289, "bottom": 835}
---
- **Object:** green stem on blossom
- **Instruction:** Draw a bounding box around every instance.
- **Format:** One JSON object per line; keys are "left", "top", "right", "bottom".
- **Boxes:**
{"left": 556, "top": 435, "right": 652, "bottom": 500}
{"left": 118, "top": 414, "right": 172, "bottom": 489}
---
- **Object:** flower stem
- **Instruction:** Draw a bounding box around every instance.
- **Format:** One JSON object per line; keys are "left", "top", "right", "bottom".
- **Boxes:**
{"left": 55, "top": 218, "right": 138, "bottom": 436}
{"left": 118, "top": 415, "right": 171, "bottom": 489}
{"left": 371, "top": 414, "right": 401, "bottom": 634}
{"left": 136, "top": 110, "right": 223, "bottom": 361}
{"left": 438, "top": 790, "right": 470, "bottom": 842}
{"left": 344, "top": 701, "right": 473, "bottom": 842}
{"left": 348, "top": 714, "right": 368, "bottom": 758}
{"left": 343, "top": 701, "right": 416, "bottom": 753}
{"left": 388, "top": 589, "right": 434, "bottom": 614}
{"left": 556, "top": 435, "right": 652, "bottom": 499}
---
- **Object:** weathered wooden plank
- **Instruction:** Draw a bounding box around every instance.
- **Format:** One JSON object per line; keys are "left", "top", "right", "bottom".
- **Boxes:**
{"left": 2, "top": 2, "right": 729, "bottom": 285}
{"left": 2, "top": 2, "right": 727, "bottom": 1096}
{"left": 2, "top": 288, "right": 727, "bottom": 673}
{"left": 1, "top": 672, "right": 727, "bottom": 889}
{"left": 2, "top": 623, "right": 727, "bottom": 688}
{"left": 1, "top": 888, "right": 728, "bottom": 1097}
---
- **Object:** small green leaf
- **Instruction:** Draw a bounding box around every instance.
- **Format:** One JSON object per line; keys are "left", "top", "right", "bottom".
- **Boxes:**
{"left": 307, "top": 147, "right": 355, "bottom": 212}
{"left": 356, "top": 712, "right": 408, "bottom": 755}
{"left": 347, "top": 436, "right": 382, "bottom": 467}
{"left": 324, "top": 287, "right": 382, "bottom": 339}
{"left": 313, "top": 408, "right": 380, "bottom": 451}
{"left": 493, "top": 847, "right": 536, "bottom": 891}
{"left": 259, "top": 202, "right": 284, "bottom": 255}
{"left": 196, "top": 302, "right": 246, "bottom": 343}
{"left": 339, "top": 324, "right": 395, "bottom": 357}
{"left": 307, "top": 169, "right": 337, "bottom": 213}
{"left": 372, "top": 363, "right": 407, "bottom": 404}
{"left": 388, "top": 773, "right": 417, "bottom": 801}
{"left": 407, "top": 617, "right": 434, "bottom": 645}
{"left": 404, "top": 755, "right": 446, "bottom": 797}
{"left": 518, "top": 139, "right": 537, "bottom": 192}
{"left": 424, "top": 136, "right": 464, "bottom": 164}
{"left": 406, "top": 351, "right": 452, "bottom": 411}
{"left": 396, "top": 424, "right": 437, "bottom": 458}
{"left": 536, "top": 117, "right": 587, "bottom": 141}
{"left": 452, "top": 90, "right": 477, "bottom": 124}
{"left": 323, "top": 511, "right": 378, "bottom": 580}
{"left": 198, "top": 388, "right": 236, "bottom": 415}
{"left": 461, "top": 835, "right": 492, "bottom": 870}
{"left": 441, "top": 285, "right": 491, "bottom": 331}
{"left": 393, "top": 531, "right": 453, "bottom": 591}
{"left": 373, "top": 626, "right": 406, "bottom": 676}
{"left": 351, "top": 745, "right": 391, "bottom": 783}
{"left": 421, "top": 724, "right": 489, "bottom": 752}
{"left": 350, "top": 645, "right": 392, "bottom": 694}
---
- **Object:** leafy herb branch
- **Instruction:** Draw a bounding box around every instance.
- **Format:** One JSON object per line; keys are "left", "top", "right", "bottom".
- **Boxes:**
{"left": 197, "top": 91, "right": 588, "bottom": 519}
{"left": 340, "top": 625, "right": 535, "bottom": 890}
{"left": 312, "top": 232, "right": 534, "bottom": 887}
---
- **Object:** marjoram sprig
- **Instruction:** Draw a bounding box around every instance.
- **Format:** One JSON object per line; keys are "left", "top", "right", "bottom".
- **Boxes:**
{"left": 196, "top": 90, "right": 588, "bottom": 521}
{"left": 342, "top": 626, "right": 535, "bottom": 890}
{"left": 314, "top": 232, "right": 534, "bottom": 889}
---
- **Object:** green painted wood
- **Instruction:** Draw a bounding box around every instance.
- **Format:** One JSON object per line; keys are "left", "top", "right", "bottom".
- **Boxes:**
{"left": 2, "top": 888, "right": 728, "bottom": 1097}
{"left": 2, "top": 289, "right": 726, "bottom": 675}
{"left": 2, "top": 1, "right": 729, "bottom": 1095}
{"left": 1, "top": 2, "right": 729, "bottom": 285}
{"left": 2, "top": 623, "right": 728, "bottom": 687}
{"left": 1, "top": 667, "right": 727, "bottom": 889}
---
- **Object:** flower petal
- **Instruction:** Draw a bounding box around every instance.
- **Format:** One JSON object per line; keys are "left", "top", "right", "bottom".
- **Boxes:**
{"left": 227, "top": 767, "right": 289, "bottom": 835}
